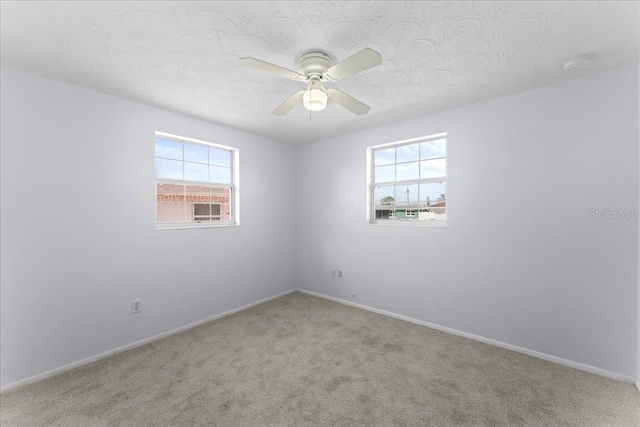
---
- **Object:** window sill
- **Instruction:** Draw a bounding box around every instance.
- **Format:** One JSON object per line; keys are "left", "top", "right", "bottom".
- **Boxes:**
{"left": 368, "top": 220, "right": 447, "bottom": 228}
{"left": 156, "top": 222, "right": 238, "bottom": 230}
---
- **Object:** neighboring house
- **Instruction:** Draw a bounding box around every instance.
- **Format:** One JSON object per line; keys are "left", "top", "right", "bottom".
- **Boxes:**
{"left": 419, "top": 201, "right": 446, "bottom": 221}
{"left": 156, "top": 183, "right": 231, "bottom": 222}
{"left": 375, "top": 201, "right": 446, "bottom": 220}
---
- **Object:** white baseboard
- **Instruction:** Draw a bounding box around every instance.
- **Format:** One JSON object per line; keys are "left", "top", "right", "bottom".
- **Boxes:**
{"left": 3, "top": 288, "right": 635, "bottom": 392}
{"left": 299, "top": 289, "right": 636, "bottom": 385}
{"left": 0, "top": 289, "right": 298, "bottom": 393}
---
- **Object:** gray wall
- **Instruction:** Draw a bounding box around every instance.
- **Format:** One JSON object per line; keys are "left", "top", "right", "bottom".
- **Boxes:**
{"left": 2, "top": 64, "right": 638, "bottom": 387}
{"left": 0, "top": 67, "right": 297, "bottom": 387}
{"left": 295, "top": 65, "right": 639, "bottom": 377}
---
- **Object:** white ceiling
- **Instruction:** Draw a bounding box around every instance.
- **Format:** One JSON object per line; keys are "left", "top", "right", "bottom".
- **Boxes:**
{"left": 1, "top": 1, "right": 638, "bottom": 144}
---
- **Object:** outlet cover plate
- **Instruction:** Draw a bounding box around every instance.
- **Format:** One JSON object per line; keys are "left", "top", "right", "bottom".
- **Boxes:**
{"left": 131, "top": 299, "right": 141, "bottom": 314}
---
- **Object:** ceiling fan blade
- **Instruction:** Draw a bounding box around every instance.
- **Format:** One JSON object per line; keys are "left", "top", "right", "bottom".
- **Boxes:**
{"left": 239, "top": 57, "right": 303, "bottom": 80}
{"left": 272, "top": 90, "right": 305, "bottom": 115}
{"left": 324, "top": 48, "right": 382, "bottom": 81}
{"left": 327, "top": 88, "right": 370, "bottom": 115}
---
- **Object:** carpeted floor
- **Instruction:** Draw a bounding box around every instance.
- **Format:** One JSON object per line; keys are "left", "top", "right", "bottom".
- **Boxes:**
{"left": 1, "top": 291, "right": 638, "bottom": 426}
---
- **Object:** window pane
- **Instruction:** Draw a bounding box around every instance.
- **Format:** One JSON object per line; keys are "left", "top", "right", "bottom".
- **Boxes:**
{"left": 212, "top": 187, "right": 232, "bottom": 220}
{"left": 184, "top": 143, "right": 209, "bottom": 163}
{"left": 156, "top": 158, "right": 183, "bottom": 180}
{"left": 374, "top": 165, "right": 395, "bottom": 183}
{"left": 396, "top": 161, "right": 419, "bottom": 181}
{"left": 421, "top": 139, "right": 446, "bottom": 159}
{"left": 210, "top": 147, "right": 231, "bottom": 167}
{"left": 156, "top": 183, "right": 185, "bottom": 222}
{"left": 394, "top": 184, "right": 419, "bottom": 207}
{"left": 211, "top": 187, "right": 231, "bottom": 204}
{"left": 185, "top": 185, "right": 210, "bottom": 205}
{"left": 419, "top": 182, "right": 446, "bottom": 205}
{"left": 374, "top": 185, "right": 395, "bottom": 205}
{"left": 373, "top": 185, "right": 395, "bottom": 219}
{"left": 186, "top": 185, "right": 209, "bottom": 222}
{"left": 157, "top": 182, "right": 184, "bottom": 197}
{"left": 155, "top": 138, "right": 183, "bottom": 160}
{"left": 419, "top": 182, "right": 446, "bottom": 220}
{"left": 184, "top": 162, "right": 208, "bottom": 182}
{"left": 374, "top": 184, "right": 423, "bottom": 221}
{"left": 396, "top": 143, "right": 419, "bottom": 163}
{"left": 420, "top": 158, "right": 446, "bottom": 178}
{"left": 374, "top": 148, "right": 395, "bottom": 166}
{"left": 209, "top": 166, "right": 231, "bottom": 184}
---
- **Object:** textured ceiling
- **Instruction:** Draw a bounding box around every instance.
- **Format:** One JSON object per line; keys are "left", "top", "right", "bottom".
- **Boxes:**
{"left": 1, "top": 1, "right": 639, "bottom": 144}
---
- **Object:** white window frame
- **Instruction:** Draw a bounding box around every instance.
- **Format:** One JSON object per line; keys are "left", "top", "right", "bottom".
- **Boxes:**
{"left": 155, "top": 131, "right": 240, "bottom": 230}
{"left": 366, "top": 133, "right": 447, "bottom": 227}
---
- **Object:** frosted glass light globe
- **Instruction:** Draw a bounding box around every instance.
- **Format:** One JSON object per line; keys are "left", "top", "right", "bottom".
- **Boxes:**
{"left": 303, "top": 88, "right": 327, "bottom": 111}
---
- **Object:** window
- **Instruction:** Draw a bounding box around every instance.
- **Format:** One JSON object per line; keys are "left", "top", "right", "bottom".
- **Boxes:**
{"left": 155, "top": 132, "right": 238, "bottom": 229}
{"left": 368, "top": 133, "right": 446, "bottom": 226}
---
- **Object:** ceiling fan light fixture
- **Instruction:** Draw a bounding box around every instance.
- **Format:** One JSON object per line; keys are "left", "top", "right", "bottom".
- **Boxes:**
{"left": 240, "top": 47, "right": 382, "bottom": 116}
{"left": 303, "top": 87, "right": 327, "bottom": 111}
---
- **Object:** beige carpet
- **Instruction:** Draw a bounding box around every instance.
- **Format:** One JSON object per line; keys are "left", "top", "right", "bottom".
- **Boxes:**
{"left": 1, "top": 291, "right": 638, "bottom": 426}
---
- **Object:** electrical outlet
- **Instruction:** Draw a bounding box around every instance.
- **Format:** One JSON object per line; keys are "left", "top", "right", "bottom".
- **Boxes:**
{"left": 131, "top": 299, "right": 141, "bottom": 314}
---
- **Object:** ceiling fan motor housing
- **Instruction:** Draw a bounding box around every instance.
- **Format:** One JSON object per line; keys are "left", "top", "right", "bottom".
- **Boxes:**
{"left": 298, "top": 52, "right": 332, "bottom": 78}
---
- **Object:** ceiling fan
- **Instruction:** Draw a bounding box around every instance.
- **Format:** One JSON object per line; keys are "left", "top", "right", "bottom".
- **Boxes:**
{"left": 239, "top": 48, "right": 382, "bottom": 116}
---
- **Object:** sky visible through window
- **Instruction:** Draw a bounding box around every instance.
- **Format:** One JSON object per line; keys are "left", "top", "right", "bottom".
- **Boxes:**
{"left": 155, "top": 137, "right": 232, "bottom": 184}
